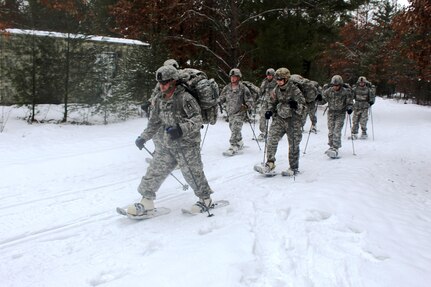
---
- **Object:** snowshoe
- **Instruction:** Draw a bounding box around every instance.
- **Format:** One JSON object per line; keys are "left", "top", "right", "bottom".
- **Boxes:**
{"left": 348, "top": 134, "right": 358, "bottom": 140}
{"left": 182, "top": 199, "right": 230, "bottom": 215}
{"left": 116, "top": 199, "right": 170, "bottom": 220}
{"left": 325, "top": 148, "right": 339, "bottom": 159}
{"left": 222, "top": 146, "right": 238, "bottom": 156}
{"left": 254, "top": 162, "right": 277, "bottom": 177}
{"left": 222, "top": 142, "right": 244, "bottom": 156}
{"left": 310, "top": 125, "right": 317, "bottom": 134}
{"left": 281, "top": 168, "right": 299, "bottom": 177}
{"left": 254, "top": 134, "right": 265, "bottom": 142}
{"left": 360, "top": 133, "right": 368, "bottom": 139}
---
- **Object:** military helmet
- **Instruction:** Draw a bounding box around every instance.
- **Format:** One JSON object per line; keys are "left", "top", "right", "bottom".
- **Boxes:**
{"left": 155, "top": 65, "right": 179, "bottom": 82}
{"left": 163, "top": 59, "right": 179, "bottom": 69}
{"left": 275, "top": 67, "right": 291, "bottom": 81}
{"left": 357, "top": 76, "right": 367, "bottom": 83}
{"left": 266, "top": 68, "right": 275, "bottom": 76}
{"left": 229, "top": 68, "right": 242, "bottom": 78}
{"left": 331, "top": 75, "right": 343, "bottom": 85}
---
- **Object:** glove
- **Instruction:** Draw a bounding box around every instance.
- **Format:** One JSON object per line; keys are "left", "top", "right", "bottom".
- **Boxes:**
{"left": 369, "top": 101, "right": 374, "bottom": 106}
{"left": 264, "top": 111, "right": 273, "bottom": 120}
{"left": 141, "top": 102, "right": 151, "bottom": 113}
{"left": 240, "top": 104, "right": 248, "bottom": 112}
{"left": 347, "top": 108, "right": 353, "bottom": 115}
{"left": 315, "top": 94, "right": 323, "bottom": 101}
{"left": 166, "top": 124, "right": 183, "bottom": 140}
{"left": 288, "top": 99, "right": 298, "bottom": 110}
{"left": 135, "top": 136, "right": 146, "bottom": 150}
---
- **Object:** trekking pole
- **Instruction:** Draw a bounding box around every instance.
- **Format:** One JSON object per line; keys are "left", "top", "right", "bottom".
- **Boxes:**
{"left": 344, "top": 113, "right": 348, "bottom": 136}
{"left": 369, "top": 106, "right": 375, "bottom": 141}
{"left": 200, "top": 124, "right": 209, "bottom": 151}
{"left": 142, "top": 145, "right": 189, "bottom": 190}
{"left": 247, "top": 112, "right": 261, "bottom": 151}
{"left": 262, "top": 118, "right": 269, "bottom": 165}
{"left": 303, "top": 104, "right": 319, "bottom": 154}
{"left": 176, "top": 142, "right": 213, "bottom": 217}
{"left": 253, "top": 103, "right": 257, "bottom": 131}
{"left": 347, "top": 114, "right": 356, "bottom": 155}
{"left": 291, "top": 114, "right": 296, "bottom": 181}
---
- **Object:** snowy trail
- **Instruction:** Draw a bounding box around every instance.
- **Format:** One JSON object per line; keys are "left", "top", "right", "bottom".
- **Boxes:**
{"left": 1, "top": 99, "right": 431, "bottom": 287}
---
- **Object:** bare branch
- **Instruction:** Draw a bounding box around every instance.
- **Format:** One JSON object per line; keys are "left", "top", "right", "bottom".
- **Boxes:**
{"left": 238, "top": 8, "right": 285, "bottom": 29}
{"left": 167, "top": 36, "right": 231, "bottom": 69}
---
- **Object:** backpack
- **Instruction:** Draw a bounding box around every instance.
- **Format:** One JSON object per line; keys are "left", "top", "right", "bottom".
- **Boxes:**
{"left": 179, "top": 69, "right": 220, "bottom": 125}
{"left": 242, "top": 81, "right": 260, "bottom": 103}
{"left": 290, "top": 74, "right": 319, "bottom": 103}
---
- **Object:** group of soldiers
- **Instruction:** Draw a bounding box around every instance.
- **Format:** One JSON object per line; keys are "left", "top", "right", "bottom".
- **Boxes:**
{"left": 125, "top": 60, "right": 375, "bottom": 217}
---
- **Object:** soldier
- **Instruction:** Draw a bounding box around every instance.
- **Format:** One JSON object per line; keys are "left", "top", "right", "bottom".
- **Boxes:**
{"left": 255, "top": 67, "right": 305, "bottom": 176}
{"left": 351, "top": 76, "right": 375, "bottom": 139}
{"left": 290, "top": 74, "right": 321, "bottom": 133}
{"left": 218, "top": 68, "right": 253, "bottom": 156}
{"left": 126, "top": 65, "right": 214, "bottom": 215}
{"left": 146, "top": 59, "right": 181, "bottom": 162}
{"left": 257, "top": 68, "right": 277, "bottom": 141}
{"left": 316, "top": 75, "right": 354, "bottom": 158}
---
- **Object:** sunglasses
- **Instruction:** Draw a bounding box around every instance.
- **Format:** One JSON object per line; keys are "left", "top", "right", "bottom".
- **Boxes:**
{"left": 158, "top": 79, "right": 171, "bottom": 85}
{"left": 276, "top": 78, "right": 285, "bottom": 81}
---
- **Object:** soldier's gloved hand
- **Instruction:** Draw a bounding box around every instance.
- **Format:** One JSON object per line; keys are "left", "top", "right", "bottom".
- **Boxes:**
{"left": 135, "top": 136, "right": 146, "bottom": 150}
{"left": 369, "top": 101, "right": 374, "bottom": 106}
{"left": 141, "top": 102, "right": 151, "bottom": 113}
{"left": 288, "top": 99, "right": 298, "bottom": 110}
{"left": 166, "top": 124, "right": 183, "bottom": 140}
{"left": 264, "top": 111, "right": 273, "bottom": 119}
{"left": 315, "top": 94, "right": 323, "bottom": 101}
{"left": 240, "top": 104, "right": 248, "bottom": 112}
{"left": 347, "top": 108, "right": 353, "bottom": 114}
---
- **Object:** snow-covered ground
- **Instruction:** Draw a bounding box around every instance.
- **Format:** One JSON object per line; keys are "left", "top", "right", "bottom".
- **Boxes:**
{"left": 1, "top": 98, "right": 430, "bottom": 287}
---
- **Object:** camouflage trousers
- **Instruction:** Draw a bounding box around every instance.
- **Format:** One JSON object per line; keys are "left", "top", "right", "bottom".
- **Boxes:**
{"left": 327, "top": 110, "right": 346, "bottom": 149}
{"left": 138, "top": 141, "right": 213, "bottom": 200}
{"left": 267, "top": 116, "right": 303, "bottom": 170}
{"left": 228, "top": 114, "right": 245, "bottom": 147}
{"left": 302, "top": 101, "right": 317, "bottom": 127}
{"left": 352, "top": 108, "right": 369, "bottom": 134}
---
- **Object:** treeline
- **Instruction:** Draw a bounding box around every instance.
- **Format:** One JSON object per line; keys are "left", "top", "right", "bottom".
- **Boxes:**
{"left": 1, "top": 0, "right": 430, "bottom": 111}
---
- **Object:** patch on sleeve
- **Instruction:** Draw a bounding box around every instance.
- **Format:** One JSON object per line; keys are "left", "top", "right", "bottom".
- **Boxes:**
{"left": 183, "top": 96, "right": 201, "bottom": 115}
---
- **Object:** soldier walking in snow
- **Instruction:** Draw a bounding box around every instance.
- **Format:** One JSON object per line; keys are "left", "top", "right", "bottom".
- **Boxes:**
{"left": 351, "top": 76, "right": 375, "bottom": 139}
{"left": 257, "top": 68, "right": 277, "bottom": 141}
{"left": 127, "top": 65, "right": 214, "bottom": 216}
{"left": 316, "top": 75, "right": 354, "bottom": 158}
{"left": 218, "top": 68, "right": 253, "bottom": 156}
{"left": 255, "top": 67, "right": 305, "bottom": 176}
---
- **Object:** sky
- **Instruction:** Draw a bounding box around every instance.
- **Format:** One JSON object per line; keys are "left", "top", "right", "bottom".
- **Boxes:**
{"left": 0, "top": 97, "right": 430, "bottom": 287}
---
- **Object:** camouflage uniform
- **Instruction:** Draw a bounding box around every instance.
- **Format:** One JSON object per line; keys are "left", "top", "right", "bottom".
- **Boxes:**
{"left": 320, "top": 85, "right": 353, "bottom": 150}
{"left": 266, "top": 80, "right": 305, "bottom": 171}
{"left": 219, "top": 82, "right": 253, "bottom": 148}
{"left": 352, "top": 82, "right": 375, "bottom": 137}
{"left": 302, "top": 80, "right": 321, "bottom": 129}
{"left": 138, "top": 85, "right": 213, "bottom": 200}
{"left": 259, "top": 77, "right": 277, "bottom": 135}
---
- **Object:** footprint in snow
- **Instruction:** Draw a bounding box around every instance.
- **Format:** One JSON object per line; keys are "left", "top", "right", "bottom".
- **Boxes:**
{"left": 305, "top": 209, "right": 332, "bottom": 222}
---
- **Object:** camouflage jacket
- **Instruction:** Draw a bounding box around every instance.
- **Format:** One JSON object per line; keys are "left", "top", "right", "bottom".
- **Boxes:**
{"left": 353, "top": 85, "right": 375, "bottom": 109}
{"left": 320, "top": 86, "right": 353, "bottom": 113}
{"left": 259, "top": 78, "right": 277, "bottom": 104}
{"left": 141, "top": 85, "right": 203, "bottom": 145}
{"left": 268, "top": 80, "right": 305, "bottom": 119}
{"left": 219, "top": 82, "right": 253, "bottom": 116}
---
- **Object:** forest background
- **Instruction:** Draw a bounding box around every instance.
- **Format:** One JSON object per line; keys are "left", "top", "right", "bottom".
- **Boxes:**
{"left": 0, "top": 0, "right": 430, "bottom": 124}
